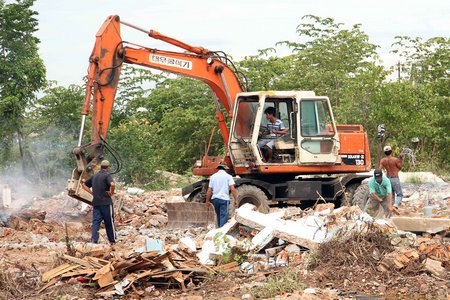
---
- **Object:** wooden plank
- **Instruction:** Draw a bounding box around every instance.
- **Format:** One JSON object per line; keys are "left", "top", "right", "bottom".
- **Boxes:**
{"left": 42, "top": 263, "right": 80, "bottom": 282}
{"left": 86, "top": 256, "right": 108, "bottom": 269}
{"left": 394, "top": 253, "right": 410, "bottom": 264}
{"left": 61, "top": 269, "right": 96, "bottom": 278}
{"left": 38, "top": 277, "right": 59, "bottom": 293}
{"left": 63, "top": 254, "right": 93, "bottom": 269}
{"left": 93, "top": 263, "right": 112, "bottom": 280}
{"left": 95, "top": 286, "right": 116, "bottom": 297}
{"left": 98, "top": 272, "right": 116, "bottom": 288}
{"left": 215, "top": 261, "right": 238, "bottom": 271}
{"left": 402, "top": 250, "right": 419, "bottom": 260}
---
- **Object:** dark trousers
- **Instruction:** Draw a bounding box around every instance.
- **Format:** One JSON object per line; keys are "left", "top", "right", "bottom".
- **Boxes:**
{"left": 92, "top": 204, "right": 116, "bottom": 243}
{"left": 212, "top": 198, "right": 230, "bottom": 228}
{"left": 365, "top": 195, "right": 390, "bottom": 217}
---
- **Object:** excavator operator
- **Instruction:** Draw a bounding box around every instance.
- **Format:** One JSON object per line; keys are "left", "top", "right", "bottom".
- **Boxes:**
{"left": 258, "top": 107, "right": 288, "bottom": 162}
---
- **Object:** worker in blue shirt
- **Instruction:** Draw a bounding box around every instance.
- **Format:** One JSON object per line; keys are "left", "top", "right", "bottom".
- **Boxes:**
{"left": 205, "top": 162, "right": 238, "bottom": 227}
{"left": 365, "top": 169, "right": 393, "bottom": 218}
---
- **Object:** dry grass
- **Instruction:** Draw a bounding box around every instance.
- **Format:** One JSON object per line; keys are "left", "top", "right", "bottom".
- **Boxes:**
{"left": 249, "top": 267, "right": 306, "bottom": 299}
{"left": 0, "top": 268, "right": 41, "bottom": 300}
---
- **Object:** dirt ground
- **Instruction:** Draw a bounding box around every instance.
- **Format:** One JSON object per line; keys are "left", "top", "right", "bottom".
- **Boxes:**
{"left": 0, "top": 177, "right": 449, "bottom": 299}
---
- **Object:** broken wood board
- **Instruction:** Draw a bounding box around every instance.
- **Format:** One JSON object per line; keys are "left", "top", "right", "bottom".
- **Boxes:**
{"left": 214, "top": 261, "right": 239, "bottom": 273}
{"left": 390, "top": 217, "right": 450, "bottom": 233}
{"left": 38, "top": 277, "right": 59, "bottom": 293}
{"left": 63, "top": 254, "right": 95, "bottom": 268}
{"left": 61, "top": 269, "right": 96, "bottom": 278}
{"left": 42, "top": 263, "right": 80, "bottom": 282}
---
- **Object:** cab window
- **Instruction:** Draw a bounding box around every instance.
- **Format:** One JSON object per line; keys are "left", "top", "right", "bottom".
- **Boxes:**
{"left": 301, "top": 100, "right": 335, "bottom": 137}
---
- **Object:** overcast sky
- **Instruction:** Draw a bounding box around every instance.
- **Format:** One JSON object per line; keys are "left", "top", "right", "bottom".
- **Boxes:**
{"left": 32, "top": 0, "right": 449, "bottom": 87}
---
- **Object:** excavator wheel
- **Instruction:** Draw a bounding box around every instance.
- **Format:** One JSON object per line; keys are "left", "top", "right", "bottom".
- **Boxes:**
{"left": 340, "top": 183, "right": 360, "bottom": 207}
{"left": 187, "top": 189, "right": 206, "bottom": 203}
{"left": 339, "top": 182, "right": 369, "bottom": 211}
{"left": 236, "top": 185, "right": 269, "bottom": 213}
{"left": 352, "top": 183, "right": 370, "bottom": 211}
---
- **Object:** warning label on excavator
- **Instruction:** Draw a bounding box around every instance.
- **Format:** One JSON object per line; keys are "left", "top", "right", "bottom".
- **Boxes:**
{"left": 149, "top": 54, "right": 192, "bottom": 70}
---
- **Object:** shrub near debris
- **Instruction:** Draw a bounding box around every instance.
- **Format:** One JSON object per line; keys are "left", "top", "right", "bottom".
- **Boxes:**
{"left": 308, "top": 223, "right": 394, "bottom": 277}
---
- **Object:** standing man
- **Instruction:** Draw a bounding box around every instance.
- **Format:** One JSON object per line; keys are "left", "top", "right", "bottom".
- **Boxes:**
{"left": 380, "top": 145, "right": 403, "bottom": 210}
{"left": 205, "top": 162, "right": 238, "bottom": 228}
{"left": 258, "top": 107, "right": 288, "bottom": 162}
{"left": 82, "top": 160, "right": 116, "bottom": 245}
{"left": 365, "top": 169, "right": 393, "bottom": 218}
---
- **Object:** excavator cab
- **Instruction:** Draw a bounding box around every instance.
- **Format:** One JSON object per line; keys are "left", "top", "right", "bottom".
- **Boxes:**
{"left": 229, "top": 91, "right": 340, "bottom": 170}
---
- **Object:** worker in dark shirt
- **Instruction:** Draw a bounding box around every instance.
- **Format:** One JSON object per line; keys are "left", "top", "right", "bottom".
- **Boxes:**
{"left": 82, "top": 160, "right": 116, "bottom": 244}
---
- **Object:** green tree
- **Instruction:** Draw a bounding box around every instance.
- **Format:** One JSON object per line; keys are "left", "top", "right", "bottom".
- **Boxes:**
{"left": 24, "top": 83, "right": 84, "bottom": 184}
{"left": 384, "top": 36, "right": 450, "bottom": 168}
{"left": 0, "top": 0, "right": 46, "bottom": 167}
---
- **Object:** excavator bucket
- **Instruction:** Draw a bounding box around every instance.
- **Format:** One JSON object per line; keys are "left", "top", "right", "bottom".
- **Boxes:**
{"left": 165, "top": 202, "right": 217, "bottom": 228}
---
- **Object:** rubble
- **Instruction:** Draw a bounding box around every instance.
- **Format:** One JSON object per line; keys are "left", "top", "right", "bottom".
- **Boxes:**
{"left": 0, "top": 172, "right": 449, "bottom": 299}
{"left": 41, "top": 249, "right": 209, "bottom": 296}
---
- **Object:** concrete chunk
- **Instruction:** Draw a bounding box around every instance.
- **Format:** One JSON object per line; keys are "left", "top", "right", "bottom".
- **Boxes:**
{"left": 236, "top": 204, "right": 328, "bottom": 250}
{"left": 391, "top": 217, "right": 450, "bottom": 234}
{"left": 424, "top": 258, "right": 446, "bottom": 278}
{"left": 250, "top": 226, "right": 275, "bottom": 252}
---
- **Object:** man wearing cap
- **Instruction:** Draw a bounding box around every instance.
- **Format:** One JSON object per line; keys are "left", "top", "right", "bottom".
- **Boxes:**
{"left": 205, "top": 162, "right": 238, "bottom": 227}
{"left": 82, "top": 160, "right": 116, "bottom": 244}
{"left": 380, "top": 145, "right": 403, "bottom": 210}
{"left": 365, "top": 169, "right": 393, "bottom": 218}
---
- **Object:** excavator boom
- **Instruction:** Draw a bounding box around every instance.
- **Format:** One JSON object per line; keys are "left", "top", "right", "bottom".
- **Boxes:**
{"left": 68, "top": 15, "right": 245, "bottom": 204}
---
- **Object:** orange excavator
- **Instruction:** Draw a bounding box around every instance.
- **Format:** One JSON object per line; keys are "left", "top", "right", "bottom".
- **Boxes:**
{"left": 67, "top": 15, "right": 372, "bottom": 220}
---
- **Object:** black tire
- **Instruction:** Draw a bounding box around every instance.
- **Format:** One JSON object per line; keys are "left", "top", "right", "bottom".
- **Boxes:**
{"left": 187, "top": 189, "right": 206, "bottom": 203}
{"left": 236, "top": 185, "right": 269, "bottom": 213}
{"left": 352, "top": 183, "right": 370, "bottom": 210}
{"left": 340, "top": 183, "right": 359, "bottom": 207}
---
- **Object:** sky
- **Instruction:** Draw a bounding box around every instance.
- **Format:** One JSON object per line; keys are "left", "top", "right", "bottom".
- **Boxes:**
{"left": 31, "top": 0, "right": 450, "bottom": 87}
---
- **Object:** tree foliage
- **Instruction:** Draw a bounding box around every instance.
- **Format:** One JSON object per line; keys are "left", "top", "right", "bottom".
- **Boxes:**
{"left": 1, "top": 13, "right": 448, "bottom": 188}
{"left": 23, "top": 83, "right": 83, "bottom": 187}
{"left": 0, "top": 0, "right": 45, "bottom": 167}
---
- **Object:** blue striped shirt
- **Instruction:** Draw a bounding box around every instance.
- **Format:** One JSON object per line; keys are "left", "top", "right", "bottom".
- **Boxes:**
{"left": 267, "top": 119, "right": 285, "bottom": 138}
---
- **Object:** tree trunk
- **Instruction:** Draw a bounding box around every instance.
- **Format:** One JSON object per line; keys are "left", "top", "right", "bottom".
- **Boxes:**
{"left": 17, "top": 129, "right": 25, "bottom": 173}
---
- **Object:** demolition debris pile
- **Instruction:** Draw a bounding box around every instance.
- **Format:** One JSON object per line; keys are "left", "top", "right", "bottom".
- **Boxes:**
{"left": 0, "top": 173, "right": 449, "bottom": 299}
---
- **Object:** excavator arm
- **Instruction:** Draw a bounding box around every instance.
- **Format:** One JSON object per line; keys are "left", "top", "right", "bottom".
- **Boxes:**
{"left": 67, "top": 15, "right": 246, "bottom": 204}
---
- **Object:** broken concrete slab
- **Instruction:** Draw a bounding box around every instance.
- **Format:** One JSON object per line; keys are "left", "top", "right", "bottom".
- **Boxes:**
{"left": 272, "top": 222, "right": 322, "bottom": 250}
{"left": 205, "top": 217, "right": 238, "bottom": 240}
{"left": 236, "top": 204, "right": 330, "bottom": 250}
{"left": 235, "top": 203, "right": 282, "bottom": 231}
{"left": 250, "top": 226, "right": 275, "bottom": 252}
{"left": 391, "top": 217, "right": 450, "bottom": 234}
{"left": 179, "top": 237, "right": 197, "bottom": 253}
